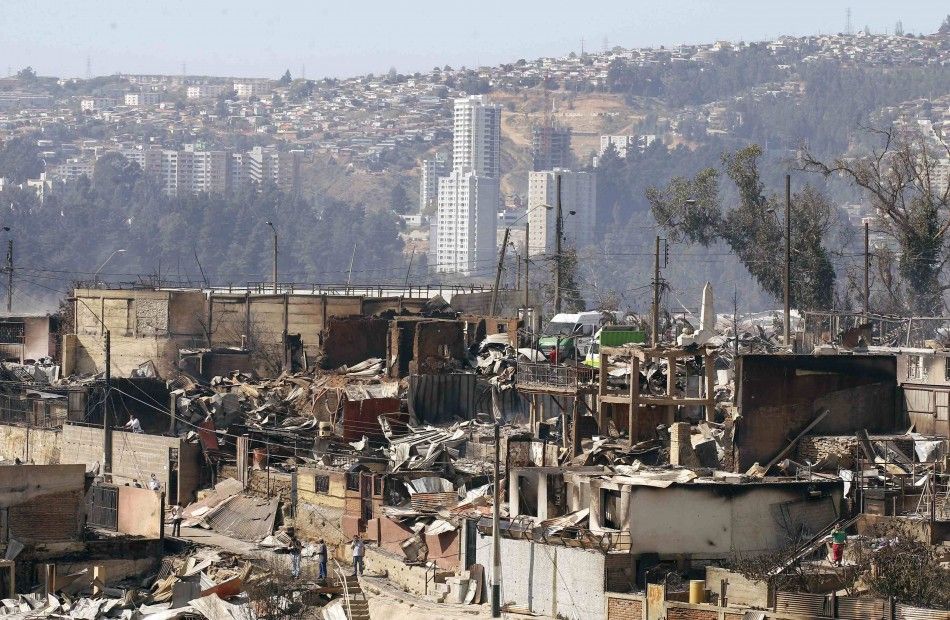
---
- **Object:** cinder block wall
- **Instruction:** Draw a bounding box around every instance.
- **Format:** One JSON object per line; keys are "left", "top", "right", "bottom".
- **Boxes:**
{"left": 61, "top": 424, "right": 199, "bottom": 504}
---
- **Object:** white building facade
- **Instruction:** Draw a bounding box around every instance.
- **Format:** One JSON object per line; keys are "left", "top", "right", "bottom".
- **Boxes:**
{"left": 435, "top": 170, "right": 499, "bottom": 275}
{"left": 452, "top": 95, "right": 501, "bottom": 178}
{"left": 527, "top": 169, "right": 596, "bottom": 256}
{"left": 433, "top": 96, "right": 503, "bottom": 275}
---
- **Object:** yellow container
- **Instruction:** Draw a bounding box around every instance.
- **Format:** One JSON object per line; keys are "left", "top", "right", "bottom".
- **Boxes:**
{"left": 689, "top": 580, "right": 706, "bottom": 604}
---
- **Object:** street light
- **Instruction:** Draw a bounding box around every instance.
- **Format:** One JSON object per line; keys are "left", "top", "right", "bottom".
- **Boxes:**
{"left": 491, "top": 203, "right": 553, "bottom": 317}
{"left": 265, "top": 221, "right": 277, "bottom": 294}
{"left": 94, "top": 249, "right": 126, "bottom": 286}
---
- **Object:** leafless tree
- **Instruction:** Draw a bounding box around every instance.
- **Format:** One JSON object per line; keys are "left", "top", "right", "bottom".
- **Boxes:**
{"left": 800, "top": 126, "right": 950, "bottom": 315}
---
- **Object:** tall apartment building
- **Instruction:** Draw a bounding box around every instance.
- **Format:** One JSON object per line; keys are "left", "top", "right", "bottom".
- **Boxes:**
{"left": 434, "top": 96, "right": 503, "bottom": 275}
{"left": 435, "top": 170, "right": 499, "bottom": 275}
{"left": 531, "top": 124, "right": 572, "bottom": 171}
{"left": 527, "top": 170, "right": 596, "bottom": 256}
{"left": 246, "top": 147, "right": 301, "bottom": 193}
{"left": 452, "top": 95, "right": 501, "bottom": 178}
{"left": 419, "top": 153, "right": 448, "bottom": 212}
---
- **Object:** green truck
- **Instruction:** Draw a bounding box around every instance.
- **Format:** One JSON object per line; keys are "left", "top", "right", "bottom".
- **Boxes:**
{"left": 583, "top": 325, "right": 646, "bottom": 367}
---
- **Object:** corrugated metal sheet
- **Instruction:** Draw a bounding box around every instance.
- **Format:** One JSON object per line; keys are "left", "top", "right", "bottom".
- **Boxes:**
{"left": 837, "top": 596, "right": 887, "bottom": 620}
{"left": 408, "top": 373, "right": 478, "bottom": 424}
{"left": 896, "top": 603, "right": 950, "bottom": 620}
{"left": 409, "top": 491, "right": 459, "bottom": 512}
{"left": 775, "top": 591, "right": 830, "bottom": 618}
{"left": 204, "top": 494, "right": 279, "bottom": 542}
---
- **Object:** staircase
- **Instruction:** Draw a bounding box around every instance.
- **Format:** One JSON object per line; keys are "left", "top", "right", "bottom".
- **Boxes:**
{"left": 332, "top": 560, "right": 370, "bottom": 620}
{"left": 342, "top": 574, "right": 370, "bottom": 620}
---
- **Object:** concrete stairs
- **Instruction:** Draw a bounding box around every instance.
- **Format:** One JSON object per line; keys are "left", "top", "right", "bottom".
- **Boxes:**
{"left": 342, "top": 574, "right": 370, "bottom": 620}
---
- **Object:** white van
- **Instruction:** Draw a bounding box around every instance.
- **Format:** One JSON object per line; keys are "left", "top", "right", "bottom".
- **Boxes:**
{"left": 538, "top": 311, "right": 606, "bottom": 360}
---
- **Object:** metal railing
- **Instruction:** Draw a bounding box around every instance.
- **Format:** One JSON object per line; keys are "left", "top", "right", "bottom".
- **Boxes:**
{"left": 476, "top": 516, "right": 631, "bottom": 552}
{"left": 333, "top": 559, "right": 353, "bottom": 620}
{"left": 515, "top": 361, "right": 596, "bottom": 391}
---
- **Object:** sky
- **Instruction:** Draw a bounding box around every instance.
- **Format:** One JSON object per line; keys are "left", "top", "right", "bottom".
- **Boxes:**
{"left": 1, "top": 1, "right": 947, "bottom": 80}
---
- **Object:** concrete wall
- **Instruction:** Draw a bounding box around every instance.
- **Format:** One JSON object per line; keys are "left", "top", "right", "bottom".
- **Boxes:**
{"left": 596, "top": 484, "right": 841, "bottom": 559}
{"left": 60, "top": 424, "right": 200, "bottom": 505}
{"left": 72, "top": 289, "right": 206, "bottom": 376}
{"left": 117, "top": 485, "right": 163, "bottom": 538}
{"left": 0, "top": 424, "right": 61, "bottom": 464}
{"left": 209, "top": 294, "right": 362, "bottom": 366}
{"left": 605, "top": 592, "right": 809, "bottom": 620}
{"left": 364, "top": 545, "right": 452, "bottom": 597}
{"left": 297, "top": 467, "right": 347, "bottom": 510}
{"left": 474, "top": 533, "right": 610, "bottom": 619}
{"left": 0, "top": 464, "right": 85, "bottom": 545}
{"left": 23, "top": 317, "right": 54, "bottom": 361}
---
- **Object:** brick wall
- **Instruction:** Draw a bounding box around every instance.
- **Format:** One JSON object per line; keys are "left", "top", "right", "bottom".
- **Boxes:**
{"left": 797, "top": 435, "right": 857, "bottom": 469}
{"left": 666, "top": 606, "right": 718, "bottom": 620}
{"left": 9, "top": 489, "right": 83, "bottom": 542}
{"left": 606, "top": 596, "right": 643, "bottom": 620}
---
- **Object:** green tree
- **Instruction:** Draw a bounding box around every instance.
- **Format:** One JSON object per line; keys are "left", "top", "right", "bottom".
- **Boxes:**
{"left": 0, "top": 134, "right": 42, "bottom": 182}
{"left": 278, "top": 70, "right": 292, "bottom": 86}
{"left": 648, "top": 144, "right": 836, "bottom": 310}
{"left": 15, "top": 67, "right": 36, "bottom": 81}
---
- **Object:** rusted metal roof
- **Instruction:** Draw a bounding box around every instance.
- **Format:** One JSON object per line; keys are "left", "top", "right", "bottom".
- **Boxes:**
{"left": 204, "top": 494, "right": 279, "bottom": 542}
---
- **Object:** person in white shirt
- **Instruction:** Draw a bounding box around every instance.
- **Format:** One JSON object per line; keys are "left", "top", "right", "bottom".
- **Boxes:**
{"left": 124, "top": 415, "right": 143, "bottom": 433}
{"left": 351, "top": 535, "right": 365, "bottom": 576}
{"left": 170, "top": 503, "right": 183, "bottom": 537}
{"left": 147, "top": 473, "right": 161, "bottom": 491}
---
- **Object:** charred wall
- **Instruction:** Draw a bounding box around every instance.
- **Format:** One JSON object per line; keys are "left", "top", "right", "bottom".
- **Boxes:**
{"left": 734, "top": 354, "right": 898, "bottom": 471}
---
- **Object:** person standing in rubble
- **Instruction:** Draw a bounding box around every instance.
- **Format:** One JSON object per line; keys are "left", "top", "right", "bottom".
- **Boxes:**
{"left": 169, "top": 502, "right": 183, "bottom": 537}
{"left": 351, "top": 535, "right": 365, "bottom": 576}
{"left": 316, "top": 538, "right": 328, "bottom": 581}
{"left": 288, "top": 529, "right": 303, "bottom": 578}
{"left": 830, "top": 525, "right": 847, "bottom": 566}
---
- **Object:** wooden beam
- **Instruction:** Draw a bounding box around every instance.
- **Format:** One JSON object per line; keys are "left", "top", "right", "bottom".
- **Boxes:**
{"left": 764, "top": 408, "right": 832, "bottom": 471}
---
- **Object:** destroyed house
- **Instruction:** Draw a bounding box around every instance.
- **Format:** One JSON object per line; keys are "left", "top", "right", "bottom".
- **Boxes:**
{"left": 69, "top": 286, "right": 482, "bottom": 378}
{"left": 0, "top": 314, "right": 58, "bottom": 364}
{"left": 734, "top": 354, "right": 899, "bottom": 471}
{"left": 888, "top": 347, "right": 950, "bottom": 437}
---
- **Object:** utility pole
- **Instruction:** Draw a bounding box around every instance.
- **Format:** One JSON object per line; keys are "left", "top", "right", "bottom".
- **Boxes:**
{"left": 553, "top": 174, "right": 563, "bottom": 314}
{"left": 523, "top": 222, "right": 530, "bottom": 310}
{"left": 651, "top": 235, "right": 661, "bottom": 346}
{"left": 5, "top": 238, "right": 11, "bottom": 313}
{"left": 346, "top": 243, "right": 357, "bottom": 292}
{"left": 102, "top": 330, "right": 112, "bottom": 476}
{"left": 491, "top": 422, "right": 501, "bottom": 618}
{"left": 784, "top": 174, "right": 791, "bottom": 348}
{"left": 265, "top": 221, "right": 278, "bottom": 294}
{"left": 490, "top": 228, "right": 510, "bottom": 316}
{"left": 864, "top": 220, "right": 870, "bottom": 317}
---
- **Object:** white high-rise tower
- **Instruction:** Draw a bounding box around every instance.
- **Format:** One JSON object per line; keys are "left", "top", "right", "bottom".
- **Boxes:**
{"left": 433, "top": 96, "right": 502, "bottom": 275}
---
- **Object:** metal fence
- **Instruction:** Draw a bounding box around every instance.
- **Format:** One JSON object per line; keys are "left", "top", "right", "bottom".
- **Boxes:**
{"left": 86, "top": 483, "right": 118, "bottom": 530}
{"left": 515, "top": 362, "right": 596, "bottom": 392}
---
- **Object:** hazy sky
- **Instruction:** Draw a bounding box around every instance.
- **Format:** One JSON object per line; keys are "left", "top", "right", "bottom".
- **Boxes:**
{"left": 2, "top": 1, "right": 947, "bottom": 79}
